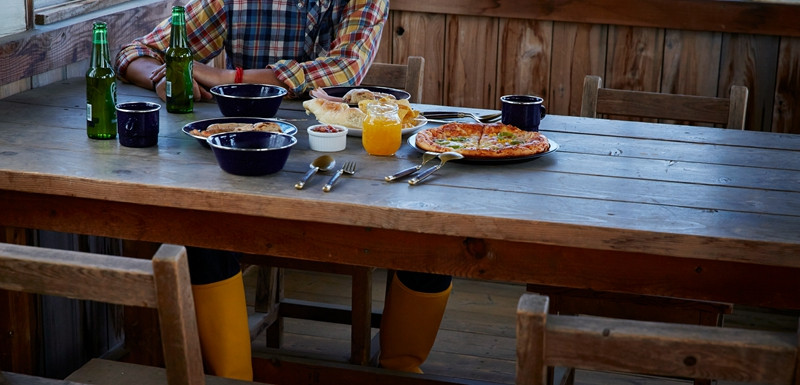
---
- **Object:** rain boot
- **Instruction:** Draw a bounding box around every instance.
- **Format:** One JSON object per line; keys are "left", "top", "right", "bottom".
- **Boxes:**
{"left": 379, "top": 271, "right": 453, "bottom": 373}
{"left": 191, "top": 271, "right": 254, "bottom": 380}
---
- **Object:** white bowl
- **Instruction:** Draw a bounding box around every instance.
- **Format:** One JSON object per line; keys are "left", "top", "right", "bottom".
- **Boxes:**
{"left": 307, "top": 124, "right": 348, "bottom": 152}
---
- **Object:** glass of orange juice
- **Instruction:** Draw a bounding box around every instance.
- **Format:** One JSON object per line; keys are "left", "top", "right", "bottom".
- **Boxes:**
{"left": 362, "top": 102, "right": 402, "bottom": 156}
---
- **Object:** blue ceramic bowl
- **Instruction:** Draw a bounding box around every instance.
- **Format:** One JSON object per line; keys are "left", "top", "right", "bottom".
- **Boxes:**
{"left": 207, "top": 131, "right": 297, "bottom": 176}
{"left": 210, "top": 84, "right": 288, "bottom": 118}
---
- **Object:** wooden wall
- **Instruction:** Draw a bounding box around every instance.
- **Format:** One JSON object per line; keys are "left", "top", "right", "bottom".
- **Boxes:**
{"left": 375, "top": 0, "right": 800, "bottom": 133}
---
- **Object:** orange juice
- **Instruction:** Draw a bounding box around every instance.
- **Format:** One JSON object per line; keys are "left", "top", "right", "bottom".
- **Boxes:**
{"left": 362, "top": 102, "right": 402, "bottom": 156}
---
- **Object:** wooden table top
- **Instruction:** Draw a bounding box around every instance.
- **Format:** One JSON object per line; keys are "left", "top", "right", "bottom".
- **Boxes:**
{"left": 1, "top": 79, "right": 799, "bottom": 309}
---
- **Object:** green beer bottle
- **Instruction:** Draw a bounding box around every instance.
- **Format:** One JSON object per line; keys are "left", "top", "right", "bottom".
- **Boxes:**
{"left": 86, "top": 21, "right": 117, "bottom": 139}
{"left": 165, "top": 6, "right": 193, "bottom": 113}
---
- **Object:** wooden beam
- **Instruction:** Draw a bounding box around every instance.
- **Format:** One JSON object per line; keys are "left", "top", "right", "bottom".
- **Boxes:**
{"left": 389, "top": 0, "right": 800, "bottom": 38}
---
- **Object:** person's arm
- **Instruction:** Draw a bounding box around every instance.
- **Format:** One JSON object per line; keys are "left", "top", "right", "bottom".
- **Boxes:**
{"left": 269, "top": 0, "right": 389, "bottom": 96}
{"left": 114, "top": 0, "right": 226, "bottom": 100}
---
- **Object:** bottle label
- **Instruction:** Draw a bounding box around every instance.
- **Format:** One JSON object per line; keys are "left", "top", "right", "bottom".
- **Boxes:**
{"left": 166, "top": 81, "right": 172, "bottom": 97}
{"left": 86, "top": 103, "right": 92, "bottom": 121}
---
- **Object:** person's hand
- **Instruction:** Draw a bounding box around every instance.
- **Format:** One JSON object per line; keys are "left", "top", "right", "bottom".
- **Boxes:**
{"left": 149, "top": 63, "right": 212, "bottom": 101}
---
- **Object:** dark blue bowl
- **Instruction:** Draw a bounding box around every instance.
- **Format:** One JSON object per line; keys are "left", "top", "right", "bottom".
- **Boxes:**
{"left": 207, "top": 131, "right": 297, "bottom": 176}
{"left": 210, "top": 84, "right": 288, "bottom": 118}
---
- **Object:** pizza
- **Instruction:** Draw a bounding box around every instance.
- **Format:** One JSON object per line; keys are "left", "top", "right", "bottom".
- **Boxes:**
{"left": 415, "top": 122, "right": 550, "bottom": 158}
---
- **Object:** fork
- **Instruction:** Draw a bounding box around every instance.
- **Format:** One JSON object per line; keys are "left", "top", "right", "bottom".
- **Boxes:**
{"left": 422, "top": 111, "right": 502, "bottom": 123}
{"left": 322, "top": 161, "right": 357, "bottom": 192}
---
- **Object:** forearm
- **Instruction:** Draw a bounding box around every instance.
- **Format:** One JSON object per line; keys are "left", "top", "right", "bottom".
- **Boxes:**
{"left": 124, "top": 57, "right": 165, "bottom": 90}
{"left": 193, "top": 63, "right": 285, "bottom": 88}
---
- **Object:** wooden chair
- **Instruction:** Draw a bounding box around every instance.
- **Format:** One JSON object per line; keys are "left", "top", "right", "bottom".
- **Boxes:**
{"left": 0, "top": 242, "right": 205, "bottom": 385}
{"left": 246, "top": 57, "right": 426, "bottom": 367}
{"left": 580, "top": 75, "right": 749, "bottom": 129}
{"left": 361, "top": 56, "right": 425, "bottom": 103}
{"left": 534, "top": 74, "right": 743, "bottom": 385}
{"left": 516, "top": 293, "right": 799, "bottom": 385}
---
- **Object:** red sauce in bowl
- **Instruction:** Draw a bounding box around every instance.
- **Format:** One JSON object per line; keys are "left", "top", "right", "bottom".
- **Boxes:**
{"left": 311, "top": 125, "right": 343, "bottom": 133}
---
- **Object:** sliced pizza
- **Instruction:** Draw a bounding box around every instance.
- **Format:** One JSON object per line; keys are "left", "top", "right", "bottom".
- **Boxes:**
{"left": 415, "top": 122, "right": 550, "bottom": 159}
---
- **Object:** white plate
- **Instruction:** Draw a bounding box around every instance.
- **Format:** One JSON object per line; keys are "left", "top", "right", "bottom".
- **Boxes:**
{"left": 343, "top": 116, "right": 428, "bottom": 137}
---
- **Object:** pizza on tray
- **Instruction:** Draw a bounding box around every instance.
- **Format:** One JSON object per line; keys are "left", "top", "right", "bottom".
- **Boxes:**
{"left": 415, "top": 122, "right": 550, "bottom": 158}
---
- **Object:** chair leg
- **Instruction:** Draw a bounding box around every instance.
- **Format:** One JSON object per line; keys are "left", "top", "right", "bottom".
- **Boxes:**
{"left": 349, "top": 267, "right": 374, "bottom": 365}
{"left": 254, "top": 266, "right": 283, "bottom": 349}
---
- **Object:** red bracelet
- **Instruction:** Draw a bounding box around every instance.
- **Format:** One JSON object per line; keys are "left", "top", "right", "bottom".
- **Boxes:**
{"left": 234, "top": 67, "right": 244, "bottom": 83}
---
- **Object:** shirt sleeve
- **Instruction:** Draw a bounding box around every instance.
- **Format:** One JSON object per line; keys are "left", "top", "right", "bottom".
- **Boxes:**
{"left": 114, "top": 0, "right": 227, "bottom": 80}
{"left": 270, "top": 0, "right": 389, "bottom": 96}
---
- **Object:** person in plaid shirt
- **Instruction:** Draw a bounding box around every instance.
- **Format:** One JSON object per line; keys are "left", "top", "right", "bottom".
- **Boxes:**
{"left": 115, "top": 0, "right": 387, "bottom": 100}
{"left": 114, "top": 0, "right": 454, "bottom": 380}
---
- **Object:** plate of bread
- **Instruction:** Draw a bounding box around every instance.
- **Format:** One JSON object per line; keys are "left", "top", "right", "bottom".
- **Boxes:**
{"left": 303, "top": 96, "right": 426, "bottom": 137}
{"left": 310, "top": 86, "right": 410, "bottom": 105}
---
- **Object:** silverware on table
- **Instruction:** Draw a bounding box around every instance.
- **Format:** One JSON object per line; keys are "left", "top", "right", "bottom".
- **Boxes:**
{"left": 421, "top": 111, "right": 502, "bottom": 124}
{"left": 408, "top": 152, "right": 464, "bottom": 185}
{"left": 385, "top": 152, "right": 438, "bottom": 181}
{"left": 295, "top": 155, "right": 336, "bottom": 190}
{"left": 323, "top": 161, "right": 357, "bottom": 192}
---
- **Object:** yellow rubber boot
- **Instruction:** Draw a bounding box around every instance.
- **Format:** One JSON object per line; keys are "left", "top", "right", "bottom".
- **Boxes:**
{"left": 379, "top": 273, "right": 452, "bottom": 373}
{"left": 191, "top": 271, "right": 253, "bottom": 381}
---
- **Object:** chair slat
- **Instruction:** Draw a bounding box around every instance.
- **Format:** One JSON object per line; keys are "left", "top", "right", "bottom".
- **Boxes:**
{"left": 0, "top": 242, "right": 156, "bottom": 307}
{"left": 580, "top": 75, "right": 749, "bottom": 129}
{"left": 516, "top": 293, "right": 799, "bottom": 385}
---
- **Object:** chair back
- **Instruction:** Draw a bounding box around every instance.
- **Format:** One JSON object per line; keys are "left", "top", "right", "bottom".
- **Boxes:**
{"left": 516, "top": 293, "right": 799, "bottom": 385}
{"left": 361, "top": 56, "right": 425, "bottom": 103}
{"left": 580, "top": 75, "right": 748, "bottom": 129}
{"left": 0, "top": 242, "right": 205, "bottom": 385}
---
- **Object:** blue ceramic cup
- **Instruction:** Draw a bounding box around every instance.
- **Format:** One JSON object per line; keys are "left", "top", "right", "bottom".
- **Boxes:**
{"left": 116, "top": 101, "right": 161, "bottom": 147}
{"left": 500, "top": 95, "right": 547, "bottom": 131}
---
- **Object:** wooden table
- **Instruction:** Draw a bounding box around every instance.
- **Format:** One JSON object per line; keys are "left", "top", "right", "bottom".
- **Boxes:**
{"left": 1, "top": 79, "right": 799, "bottom": 380}
{"left": 2, "top": 78, "right": 799, "bottom": 307}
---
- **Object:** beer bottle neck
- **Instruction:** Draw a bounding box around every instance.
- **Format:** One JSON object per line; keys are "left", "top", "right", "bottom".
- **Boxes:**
{"left": 90, "top": 28, "right": 111, "bottom": 68}
{"left": 169, "top": 9, "right": 189, "bottom": 48}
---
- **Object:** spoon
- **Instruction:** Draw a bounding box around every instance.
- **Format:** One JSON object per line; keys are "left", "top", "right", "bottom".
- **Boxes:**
{"left": 294, "top": 155, "right": 336, "bottom": 190}
{"left": 385, "top": 151, "right": 438, "bottom": 181}
{"left": 408, "top": 152, "right": 464, "bottom": 185}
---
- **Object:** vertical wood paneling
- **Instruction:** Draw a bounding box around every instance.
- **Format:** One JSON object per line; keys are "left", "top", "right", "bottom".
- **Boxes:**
{"left": 390, "top": 11, "right": 446, "bottom": 105}
{"left": 373, "top": 12, "right": 392, "bottom": 64}
{"left": 661, "top": 30, "right": 721, "bottom": 97}
{"left": 772, "top": 37, "right": 799, "bottom": 133}
{"left": 496, "top": 19, "right": 552, "bottom": 110}
{"left": 660, "top": 30, "right": 722, "bottom": 126}
{"left": 719, "top": 34, "right": 780, "bottom": 131}
{"left": 603, "top": 26, "right": 663, "bottom": 122}
{"left": 549, "top": 22, "right": 607, "bottom": 116}
{"left": 0, "top": 228, "right": 36, "bottom": 375}
{"left": 605, "top": 26, "right": 664, "bottom": 92}
{"left": 444, "top": 15, "right": 498, "bottom": 108}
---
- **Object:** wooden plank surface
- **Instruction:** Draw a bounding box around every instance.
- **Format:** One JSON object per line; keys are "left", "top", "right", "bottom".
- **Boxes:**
{"left": 444, "top": 15, "right": 498, "bottom": 109}
{"left": 0, "top": 81, "right": 799, "bottom": 312}
{"left": 390, "top": 11, "right": 446, "bottom": 105}
{"left": 773, "top": 36, "right": 800, "bottom": 133}
{"left": 496, "top": 19, "right": 552, "bottom": 110}
{"left": 0, "top": 81, "right": 799, "bottom": 266}
{"left": 548, "top": 22, "right": 607, "bottom": 117}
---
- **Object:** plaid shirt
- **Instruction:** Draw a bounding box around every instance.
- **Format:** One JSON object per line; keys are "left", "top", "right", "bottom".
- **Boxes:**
{"left": 115, "top": 0, "right": 388, "bottom": 95}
